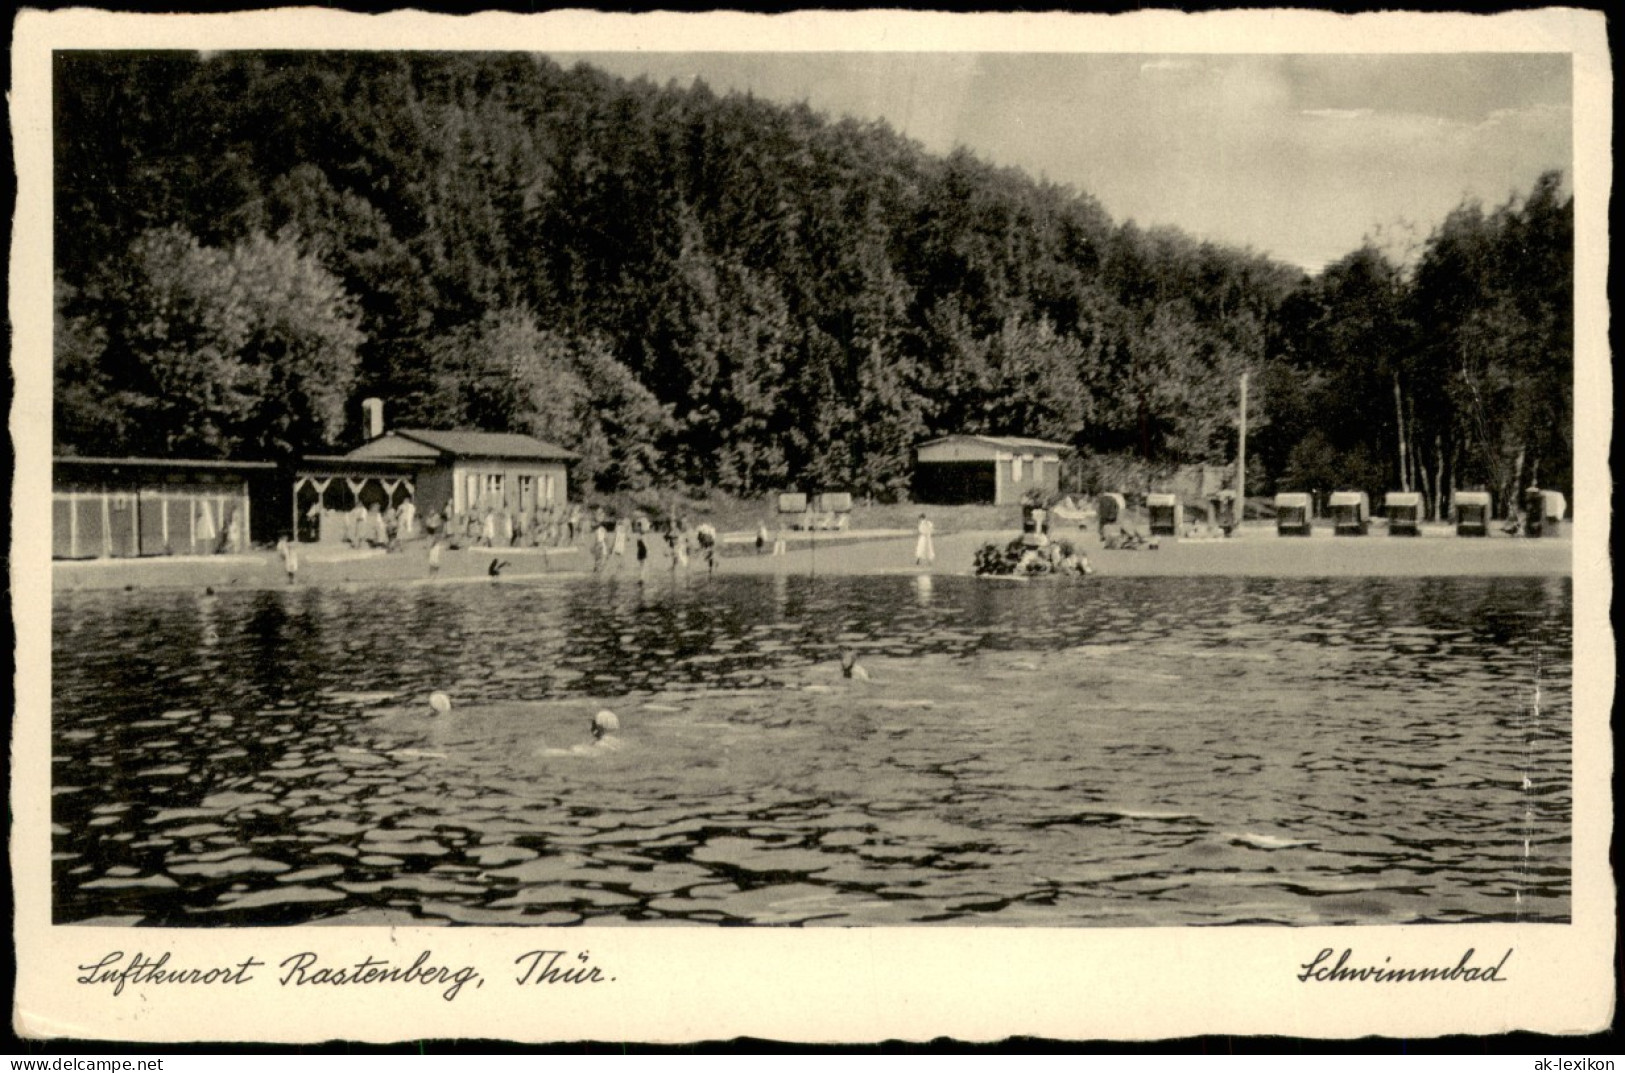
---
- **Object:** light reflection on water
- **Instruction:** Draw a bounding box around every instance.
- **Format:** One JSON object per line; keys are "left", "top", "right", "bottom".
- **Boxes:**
{"left": 52, "top": 573, "right": 1571, "bottom": 927}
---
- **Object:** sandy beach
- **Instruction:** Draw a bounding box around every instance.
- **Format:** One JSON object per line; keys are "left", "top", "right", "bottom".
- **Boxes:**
{"left": 51, "top": 521, "right": 1572, "bottom": 591}
{"left": 713, "top": 524, "right": 1572, "bottom": 579}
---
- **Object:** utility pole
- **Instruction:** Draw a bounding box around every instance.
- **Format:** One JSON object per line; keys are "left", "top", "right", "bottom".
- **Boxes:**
{"left": 1236, "top": 371, "right": 1248, "bottom": 537}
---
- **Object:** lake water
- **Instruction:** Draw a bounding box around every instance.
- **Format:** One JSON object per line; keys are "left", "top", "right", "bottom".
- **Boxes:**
{"left": 52, "top": 572, "right": 1572, "bottom": 927}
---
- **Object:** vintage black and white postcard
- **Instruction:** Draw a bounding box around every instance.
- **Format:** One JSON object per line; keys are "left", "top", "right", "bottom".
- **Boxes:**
{"left": 10, "top": 8, "right": 1613, "bottom": 1043}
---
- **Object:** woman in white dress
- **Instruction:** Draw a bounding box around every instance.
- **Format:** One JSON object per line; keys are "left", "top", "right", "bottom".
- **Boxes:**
{"left": 915, "top": 513, "right": 935, "bottom": 566}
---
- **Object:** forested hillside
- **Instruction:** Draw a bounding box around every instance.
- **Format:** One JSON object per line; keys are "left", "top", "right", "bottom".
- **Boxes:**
{"left": 54, "top": 52, "right": 1572, "bottom": 513}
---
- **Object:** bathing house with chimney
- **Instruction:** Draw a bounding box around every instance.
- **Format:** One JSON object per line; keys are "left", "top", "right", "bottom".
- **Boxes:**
{"left": 293, "top": 399, "right": 576, "bottom": 543}
{"left": 54, "top": 398, "right": 577, "bottom": 558}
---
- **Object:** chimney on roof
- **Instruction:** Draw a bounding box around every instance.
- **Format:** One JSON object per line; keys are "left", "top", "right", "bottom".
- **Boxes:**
{"left": 362, "top": 397, "right": 384, "bottom": 440}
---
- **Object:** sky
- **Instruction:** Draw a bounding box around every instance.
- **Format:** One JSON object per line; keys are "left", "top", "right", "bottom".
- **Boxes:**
{"left": 546, "top": 51, "right": 1572, "bottom": 273}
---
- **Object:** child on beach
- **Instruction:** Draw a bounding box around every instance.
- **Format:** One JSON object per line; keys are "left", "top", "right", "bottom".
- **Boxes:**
{"left": 428, "top": 538, "right": 442, "bottom": 578}
{"left": 756, "top": 521, "right": 768, "bottom": 555}
{"left": 772, "top": 524, "right": 787, "bottom": 557}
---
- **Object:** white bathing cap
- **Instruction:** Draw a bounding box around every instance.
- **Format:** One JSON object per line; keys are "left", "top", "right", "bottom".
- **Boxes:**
{"left": 592, "top": 709, "right": 620, "bottom": 733}
{"left": 428, "top": 691, "right": 453, "bottom": 715}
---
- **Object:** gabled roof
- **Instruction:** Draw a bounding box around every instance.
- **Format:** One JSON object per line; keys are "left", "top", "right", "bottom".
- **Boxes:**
{"left": 347, "top": 429, "right": 576, "bottom": 462}
{"left": 916, "top": 434, "right": 1074, "bottom": 454}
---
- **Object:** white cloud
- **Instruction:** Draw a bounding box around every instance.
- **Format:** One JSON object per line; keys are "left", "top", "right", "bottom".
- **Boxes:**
{"left": 1301, "top": 108, "right": 1374, "bottom": 120}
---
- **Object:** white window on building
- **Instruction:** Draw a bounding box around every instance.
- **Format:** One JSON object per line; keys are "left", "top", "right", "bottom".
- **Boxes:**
{"left": 484, "top": 472, "right": 505, "bottom": 504}
{"left": 1011, "top": 455, "right": 1024, "bottom": 482}
{"left": 518, "top": 475, "right": 534, "bottom": 509}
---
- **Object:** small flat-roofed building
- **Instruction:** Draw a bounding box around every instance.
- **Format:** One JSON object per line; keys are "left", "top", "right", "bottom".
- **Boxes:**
{"left": 1539, "top": 490, "right": 1567, "bottom": 532}
{"left": 913, "top": 435, "right": 1071, "bottom": 506}
{"left": 294, "top": 429, "right": 575, "bottom": 543}
{"left": 1454, "top": 490, "right": 1492, "bottom": 537}
{"left": 1096, "top": 492, "right": 1127, "bottom": 537}
{"left": 813, "top": 492, "right": 853, "bottom": 530}
{"left": 1329, "top": 491, "right": 1370, "bottom": 535}
{"left": 1146, "top": 493, "right": 1182, "bottom": 536}
{"left": 1522, "top": 488, "right": 1568, "bottom": 537}
{"left": 1384, "top": 491, "right": 1423, "bottom": 536}
{"left": 53, "top": 456, "right": 276, "bottom": 559}
{"left": 1275, "top": 492, "right": 1313, "bottom": 536}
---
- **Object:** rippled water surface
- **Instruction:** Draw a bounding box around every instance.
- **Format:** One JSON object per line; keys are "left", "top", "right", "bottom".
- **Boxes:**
{"left": 52, "top": 573, "right": 1572, "bottom": 927}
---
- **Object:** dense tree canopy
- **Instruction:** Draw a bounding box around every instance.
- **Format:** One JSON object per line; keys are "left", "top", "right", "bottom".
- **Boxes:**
{"left": 54, "top": 52, "right": 1572, "bottom": 510}
{"left": 64, "top": 226, "right": 363, "bottom": 461}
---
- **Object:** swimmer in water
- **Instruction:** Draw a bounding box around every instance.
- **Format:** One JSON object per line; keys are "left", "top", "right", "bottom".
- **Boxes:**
{"left": 427, "top": 691, "right": 453, "bottom": 716}
{"left": 587, "top": 708, "right": 623, "bottom": 751}
{"left": 840, "top": 650, "right": 870, "bottom": 681}
{"left": 488, "top": 558, "right": 510, "bottom": 577}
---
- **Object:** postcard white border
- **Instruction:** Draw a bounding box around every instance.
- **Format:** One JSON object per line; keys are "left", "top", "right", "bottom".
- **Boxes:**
{"left": 11, "top": 8, "right": 1614, "bottom": 1043}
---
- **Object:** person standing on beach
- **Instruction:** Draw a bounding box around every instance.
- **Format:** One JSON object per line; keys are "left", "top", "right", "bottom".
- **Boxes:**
{"left": 221, "top": 508, "right": 241, "bottom": 554}
{"left": 696, "top": 523, "right": 718, "bottom": 573}
{"left": 664, "top": 523, "right": 680, "bottom": 571}
{"left": 428, "top": 537, "right": 442, "bottom": 578}
{"left": 772, "top": 522, "right": 788, "bottom": 557}
{"left": 611, "top": 518, "right": 628, "bottom": 566}
{"left": 756, "top": 520, "right": 769, "bottom": 555}
{"left": 635, "top": 520, "right": 650, "bottom": 583}
{"left": 276, "top": 537, "right": 299, "bottom": 585}
{"left": 347, "top": 502, "right": 366, "bottom": 547}
{"left": 592, "top": 520, "right": 609, "bottom": 573}
{"left": 915, "top": 513, "right": 936, "bottom": 566}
